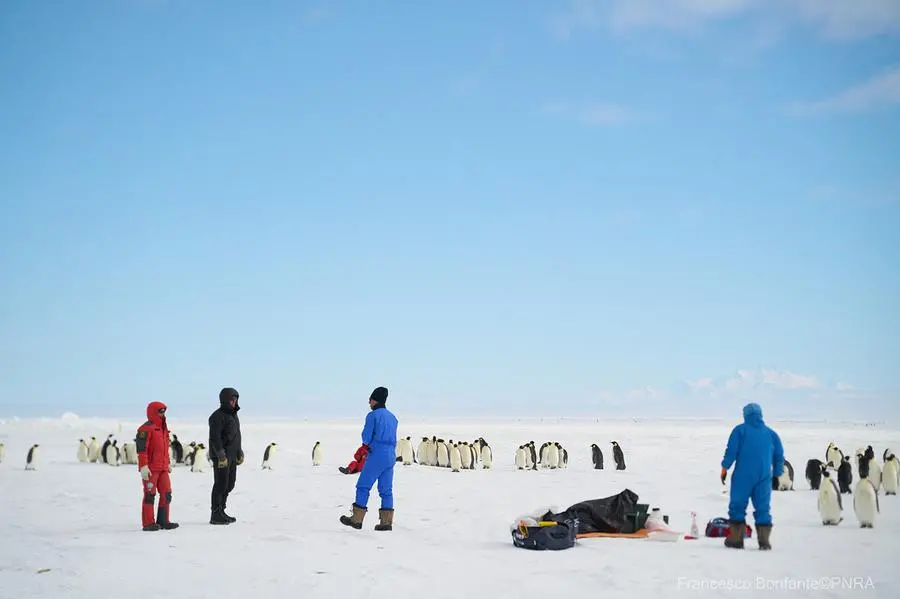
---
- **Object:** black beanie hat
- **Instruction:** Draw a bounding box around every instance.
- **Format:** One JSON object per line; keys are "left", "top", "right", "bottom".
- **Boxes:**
{"left": 369, "top": 386, "right": 388, "bottom": 404}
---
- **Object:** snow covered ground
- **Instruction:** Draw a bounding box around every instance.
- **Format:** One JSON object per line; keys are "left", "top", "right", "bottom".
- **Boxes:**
{"left": 0, "top": 414, "right": 897, "bottom": 598}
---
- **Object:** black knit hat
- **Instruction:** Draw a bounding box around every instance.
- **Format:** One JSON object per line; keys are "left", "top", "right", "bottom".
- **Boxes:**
{"left": 369, "top": 386, "right": 388, "bottom": 404}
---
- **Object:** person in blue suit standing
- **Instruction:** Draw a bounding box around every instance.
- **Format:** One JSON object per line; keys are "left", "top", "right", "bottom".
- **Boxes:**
{"left": 720, "top": 402, "right": 784, "bottom": 550}
{"left": 340, "top": 386, "right": 398, "bottom": 531}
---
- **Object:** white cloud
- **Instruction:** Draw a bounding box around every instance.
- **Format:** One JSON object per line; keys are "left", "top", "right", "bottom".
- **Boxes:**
{"left": 788, "top": 66, "right": 900, "bottom": 115}
{"left": 553, "top": 0, "right": 900, "bottom": 40}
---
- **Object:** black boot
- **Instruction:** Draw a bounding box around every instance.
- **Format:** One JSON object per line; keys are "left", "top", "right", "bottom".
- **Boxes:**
{"left": 157, "top": 504, "right": 179, "bottom": 530}
{"left": 221, "top": 496, "right": 236, "bottom": 523}
{"left": 210, "top": 505, "right": 231, "bottom": 525}
{"left": 143, "top": 523, "right": 160, "bottom": 531}
{"left": 338, "top": 466, "right": 349, "bottom": 474}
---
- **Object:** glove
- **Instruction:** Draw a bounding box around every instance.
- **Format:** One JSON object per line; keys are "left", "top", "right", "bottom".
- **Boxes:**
{"left": 236, "top": 452, "right": 244, "bottom": 465}
{"left": 720, "top": 468, "right": 727, "bottom": 484}
{"left": 217, "top": 456, "right": 229, "bottom": 468}
{"left": 354, "top": 445, "right": 369, "bottom": 461}
{"left": 140, "top": 465, "right": 151, "bottom": 481}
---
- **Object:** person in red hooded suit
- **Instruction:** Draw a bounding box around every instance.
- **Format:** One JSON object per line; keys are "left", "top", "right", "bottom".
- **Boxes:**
{"left": 339, "top": 444, "right": 369, "bottom": 474}
{"left": 136, "top": 401, "right": 178, "bottom": 531}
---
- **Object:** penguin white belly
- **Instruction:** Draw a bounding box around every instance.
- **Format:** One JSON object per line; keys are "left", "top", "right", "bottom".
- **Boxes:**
{"left": 461, "top": 446, "right": 471, "bottom": 469}
{"left": 776, "top": 470, "right": 792, "bottom": 491}
{"left": 426, "top": 443, "right": 437, "bottom": 466}
{"left": 481, "top": 445, "right": 492, "bottom": 469}
{"left": 191, "top": 448, "right": 207, "bottom": 472}
{"left": 312, "top": 445, "right": 322, "bottom": 466}
{"left": 827, "top": 448, "right": 841, "bottom": 468}
{"left": 524, "top": 449, "right": 533, "bottom": 469}
{"left": 449, "top": 445, "right": 462, "bottom": 472}
{"left": 882, "top": 460, "right": 899, "bottom": 494}
{"left": 868, "top": 459, "right": 882, "bottom": 490}
{"left": 77, "top": 443, "right": 88, "bottom": 462}
{"left": 515, "top": 448, "right": 526, "bottom": 469}
{"left": 88, "top": 442, "right": 100, "bottom": 462}
{"left": 548, "top": 445, "right": 560, "bottom": 469}
{"left": 400, "top": 441, "right": 414, "bottom": 465}
{"left": 853, "top": 480, "right": 878, "bottom": 527}
{"left": 817, "top": 479, "right": 842, "bottom": 524}
{"left": 417, "top": 441, "right": 428, "bottom": 465}
{"left": 104, "top": 444, "right": 118, "bottom": 466}
{"left": 437, "top": 444, "right": 450, "bottom": 467}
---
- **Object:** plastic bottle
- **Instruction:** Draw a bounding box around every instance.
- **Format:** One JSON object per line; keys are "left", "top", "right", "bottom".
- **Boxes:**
{"left": 689, "top": 512, "right": 699, "bottom": 538}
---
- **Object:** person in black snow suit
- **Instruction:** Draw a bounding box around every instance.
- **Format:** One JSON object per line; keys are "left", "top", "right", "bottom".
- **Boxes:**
{"left": 208, "top": 387, "right": 243, "bottom": 525}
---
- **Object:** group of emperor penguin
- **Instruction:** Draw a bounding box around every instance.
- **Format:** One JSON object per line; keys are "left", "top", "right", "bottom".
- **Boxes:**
{"left": 589, "top": 441, "right": 627, "bottom": 470}
{"left": 805, "top": 441, "right": 900, "bottom": 528}
{"left": 514, "top": 441, "right": 571, "bottom": 470}
{"left": 410, "top": 436, "right": 493, "bottom": 471}
{"left": 73, "top": 434, "right": 136, "bottom": 467}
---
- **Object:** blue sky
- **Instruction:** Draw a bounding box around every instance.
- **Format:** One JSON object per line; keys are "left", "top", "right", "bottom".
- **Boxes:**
{"left": 1, "top": 0, "right": 898, "bottom": 420}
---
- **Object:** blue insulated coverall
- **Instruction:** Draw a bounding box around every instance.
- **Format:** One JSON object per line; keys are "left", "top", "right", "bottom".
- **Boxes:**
{"left": 355, "top": 405, "right": 399, "bottom": 509}
{"left": 721, "top": 403, "right": 785, "bottom": 526}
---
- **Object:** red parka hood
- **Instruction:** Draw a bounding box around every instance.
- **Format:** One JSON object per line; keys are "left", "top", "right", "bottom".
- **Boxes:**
{"left": 147, "top": 401, "right": 168, "bottom": 426}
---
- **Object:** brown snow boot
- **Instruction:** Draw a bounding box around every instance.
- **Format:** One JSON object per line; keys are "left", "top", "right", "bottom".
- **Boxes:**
{"left": 756, "top": 525, "right": 772, "bottom": 550}
{"left": 374, "top": 508, "right": 394, "bottom": 531}
{"left": 340, "top": 504, "right": 366, "bottom": 529}
{"left": 724, "top": 520, "right": 745, "bottom": 549}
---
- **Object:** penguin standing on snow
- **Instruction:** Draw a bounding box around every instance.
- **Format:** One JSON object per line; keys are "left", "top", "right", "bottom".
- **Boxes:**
{"left": 449, "top": 442, "right": 462, "bottom": 473}
{"left": 77, "top": 439, "right": 89, "bottom": 462}
{"left": 104, "top": 439, "right": 120, "bottom": 466}
{"left": 817, "top": 466, "right": 843, "bottom": 525}
{"left": 25, "top": 444, "right": 39, "bottom": 470}
{"left": 527, "top": 441, "right": 538, "bottom": 470}
{"left": 262, "top": 442, "right": 277, "bottom": 470}
{"left": 882, "top": 452, "right": 899, "bottom": 495}
{"left": 100, "top": 434, "right": 115, "bottom": 464}
{"left": 773, "top": 459, "right": 794, "bottom": 490}
{"left": 837, "top": 456, "right": 853, "bottom": 494}
{"left": 826, "top": 442, "right": 843, "bottom": 469}
{"left": 806, "top": 458, "right": 824, "bottom": 490}
{"left": 864, "top": 446, "right": 882, "bottom": 491}
{"left": 191, "top": 443, "right": 207, "bottom": 472}
{"left": 591, "top": 444, "right": 604, "bottom": 469}
{"left": 480, "top": 440, "right": 492, "bottom": 469}
{"left": 611, "top": 441, "right": 626, "bottom": 470}
{"left": 0, "top": 442, "right": 5, "bottom": 464}
{"left": 515, "top": 445, "right": 527, "bottom": 470}
{"left": 853, "top": 454, "right": 879, "bottom": 528}
{"left": 171, "top": 434, "right": 184, "bottom": 464}
{"left": 311, "top": 441, "right": 322, "bottom": 466}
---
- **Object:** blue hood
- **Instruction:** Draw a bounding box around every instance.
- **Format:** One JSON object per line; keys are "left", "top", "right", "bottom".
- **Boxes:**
{"left": 742, "top": 402, "right": 764, "bottom": 426}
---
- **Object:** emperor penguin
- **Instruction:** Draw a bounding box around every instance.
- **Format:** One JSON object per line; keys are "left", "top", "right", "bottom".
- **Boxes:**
{"left": 591, "top": 444, "right": 604, "bottom": 470}
{"left": 773, "top": 459, "right": 794, "bottom": 490}
{"left": 805, "top": 458, "right": 824, "bottom": 490}
{"left": 311, "top": 441, "right": 322, "bottom": 466}
{"left": 0, "top": 442, "right": 5, "bottom": 464}
{"left": 104, "top": 439, "right": 120, "bottom": 466}
{"left": 522, "top": 444, "right": 532, "bottom": 469}
{"left": 555, "top": 442, "right": 567, "bottom": 468}
{"left": 101, "top": 434, "right": 114, "bottom": 464}
{"left": 853, "top": 454, "right": 879, "bottom": 528}
{"left": 480, "top": 441, "right": 492, "bottom": 469}
{"left": 25, "top": 444, "right": 39, "bottom": 470}
{"left": 77, "top": 439, "right": 89, "bottom": 462}
{"left": 436, "top": 439, "right": 450, "bottom": 468}
{"left": 611, "top": 441, "right": 626, "bottom": 470}
{"left": 428, "top": 436, "right": 439, "bottom": 466}
{"left": 184, "top": 442, "right": 197, "bottom": 467}
{"left": 400, "top": 436, "right": 415, "bottom": 465}
{"left": 191, "top": 443, "right": 207, "bottom": 472}
{"left": 882, "top": 452, "right": 899, "bottom": 495}
{"left": 515, "top": 445, "right": 527, "bottom": 470}
{"left": 539, "top": 442, "right": 551, "bottom": 468}
{"left": 417, "top": 437, "right": 429, "bottom": 465}
{"left": 262, "top": 442, "right": 278, "bottom": 470}
{"left": 547, "top": 442, "right": 560, "bottom": 469}
{"left": 528, "top": 441, "right": 538, "bottom": 470}
{"left": 87, "top": 436, "right": 100, "bottom": 463}
{"left": 817, "top": 466, "right": 843, "bottom": 525}
{"left": 170, "top": 434, "right": 184, "bottom": 464}
{"left": 864, "top": 446, "right": 882, "bottom": 491}
{"left": 826, "top": 442, "right": 843, "bottom": 469}
{"left": 835, "top": 455, "right": 853, "bottom": 493}
{"left": 449, "top": 442, "right": 462, "bottom": 473}
{"left": 460, "top": 442, "right": 474, "bottom": 469}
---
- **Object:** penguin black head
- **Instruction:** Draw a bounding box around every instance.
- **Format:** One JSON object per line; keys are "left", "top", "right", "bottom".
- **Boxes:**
{"left": 865, "top": 446, "right": 875, "bottom": 460}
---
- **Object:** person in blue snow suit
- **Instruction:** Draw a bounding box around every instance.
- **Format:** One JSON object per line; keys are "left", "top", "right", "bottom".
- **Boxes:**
{"left": 340, "top": 386, "right": 398, "bottom": 531}
{"left": 719, "top": 402, "right": 784, "bottom": 551}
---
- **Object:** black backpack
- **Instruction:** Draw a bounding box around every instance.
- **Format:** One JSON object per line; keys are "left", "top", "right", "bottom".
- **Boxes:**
{"left": 511, "top": 518, "right": 578, "bottom": 550}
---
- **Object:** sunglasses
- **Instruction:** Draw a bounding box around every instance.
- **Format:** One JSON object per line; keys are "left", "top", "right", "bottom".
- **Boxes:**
{"left": 157, "top": 408, "right": 167, "bottom": 414}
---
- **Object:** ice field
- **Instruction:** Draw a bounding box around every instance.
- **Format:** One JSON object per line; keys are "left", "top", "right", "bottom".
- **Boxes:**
{"left": 1, "top": 414, "right": 898, "bottom": 598}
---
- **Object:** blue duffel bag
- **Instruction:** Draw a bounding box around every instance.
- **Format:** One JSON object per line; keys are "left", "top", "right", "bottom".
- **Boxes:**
{"left": 511, "top": 518, "right": 578, "bottom": 550}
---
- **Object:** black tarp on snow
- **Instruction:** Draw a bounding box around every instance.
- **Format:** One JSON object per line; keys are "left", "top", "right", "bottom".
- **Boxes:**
{"left": 541, "top": 489, "right": 639, "bottom": 534}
